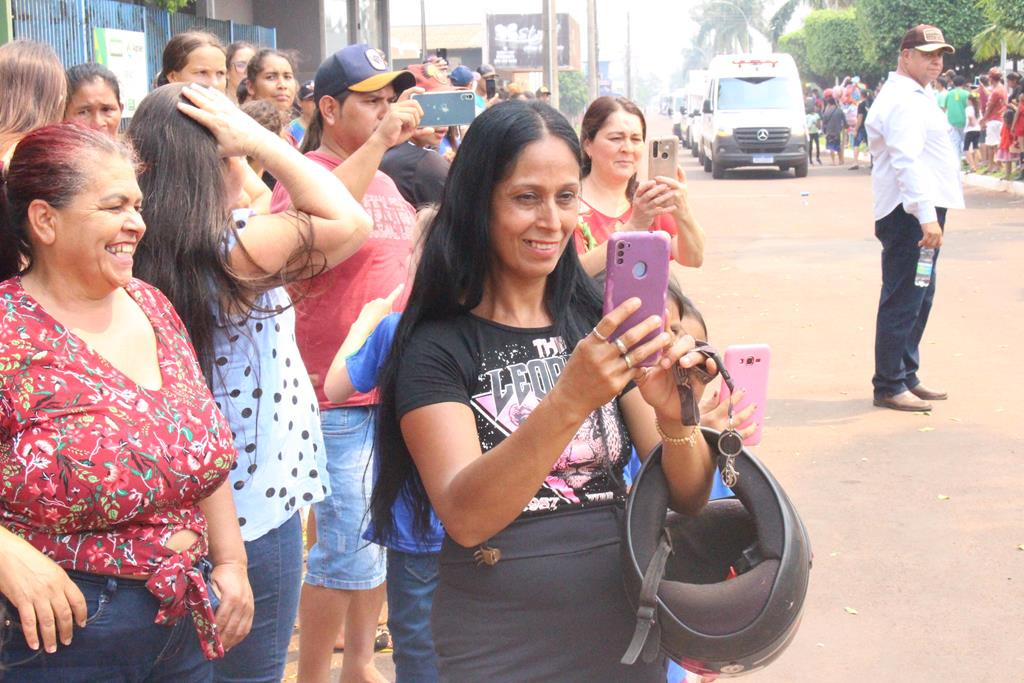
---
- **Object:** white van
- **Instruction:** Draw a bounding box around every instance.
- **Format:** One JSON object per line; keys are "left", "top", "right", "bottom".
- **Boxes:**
{"left": 698, "top": 54, "right": 808, "bottom": 178}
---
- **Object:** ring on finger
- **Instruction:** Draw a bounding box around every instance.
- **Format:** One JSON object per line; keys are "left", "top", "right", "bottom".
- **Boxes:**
{"left": 591, "top": 327, "right": 608, "bottom": 342}
{"left": 624, "top": 352, "right": 634, "bottom": 370}
{"left": 614, "top": 338, "right": 629, "bottom": 355}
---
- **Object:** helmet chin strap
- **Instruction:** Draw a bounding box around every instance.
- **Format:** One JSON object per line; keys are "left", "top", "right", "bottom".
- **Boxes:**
{"left": 623, "top": 347, "right": 747, "bottom": 666}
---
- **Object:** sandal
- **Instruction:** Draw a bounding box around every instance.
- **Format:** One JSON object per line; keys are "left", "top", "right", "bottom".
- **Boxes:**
{"left": 374, "top": 625, "right": 393, "bottom": 653}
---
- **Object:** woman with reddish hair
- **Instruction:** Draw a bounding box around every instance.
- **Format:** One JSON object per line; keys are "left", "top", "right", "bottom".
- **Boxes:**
{"left": 0, "top": 123, "right": 252, "bottom": 679}
{"left": 575, "top": 96, "right": 705, "bottom": 276}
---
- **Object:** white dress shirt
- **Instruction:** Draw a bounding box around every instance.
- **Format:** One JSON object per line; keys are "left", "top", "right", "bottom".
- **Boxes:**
{"left": 866, "top": 71, "right": 964, "bottom": 224}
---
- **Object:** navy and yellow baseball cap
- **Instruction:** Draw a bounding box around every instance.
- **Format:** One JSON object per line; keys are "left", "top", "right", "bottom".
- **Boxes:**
{"left": 313, "top": 43, "right": 416, "bottom": 104}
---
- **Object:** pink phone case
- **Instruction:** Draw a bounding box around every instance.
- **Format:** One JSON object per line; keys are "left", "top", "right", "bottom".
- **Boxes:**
{"left": 602, "top": 231, "right": 670, "bottom": 367}
{"left": 718, "top": 344, "right": 771, "bottom": 446}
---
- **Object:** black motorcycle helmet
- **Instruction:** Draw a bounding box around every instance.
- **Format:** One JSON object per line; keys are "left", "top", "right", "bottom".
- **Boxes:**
{"left": 620, "top": 429, "right": 812, "bottom": 676}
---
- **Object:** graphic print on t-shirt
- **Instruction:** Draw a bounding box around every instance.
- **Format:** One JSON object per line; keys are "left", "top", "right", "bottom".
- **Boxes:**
{"left": 469, "top": 334, "right": 628, "bottom": 515}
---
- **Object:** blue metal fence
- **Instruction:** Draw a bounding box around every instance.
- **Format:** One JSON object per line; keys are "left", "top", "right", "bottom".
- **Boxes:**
{"left": 11, "top": 0, "right": 276, "bottom": 86}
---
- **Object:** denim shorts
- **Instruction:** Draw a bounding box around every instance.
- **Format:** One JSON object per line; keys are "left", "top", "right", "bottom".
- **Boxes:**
{"left": 0, "top": 565, "right": 216, "bottom": 681}
{"left": 304, "top": 406, "right": 386, "bottom": 590}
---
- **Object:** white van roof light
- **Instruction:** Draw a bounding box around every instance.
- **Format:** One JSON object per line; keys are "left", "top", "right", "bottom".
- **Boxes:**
{"left": 730, "top": 58, "right": 780, "bottom": 68}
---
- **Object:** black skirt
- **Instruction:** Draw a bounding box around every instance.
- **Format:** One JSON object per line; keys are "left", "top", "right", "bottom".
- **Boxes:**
{"left": 432, "top": 504, "right": 666, "bottom": 682}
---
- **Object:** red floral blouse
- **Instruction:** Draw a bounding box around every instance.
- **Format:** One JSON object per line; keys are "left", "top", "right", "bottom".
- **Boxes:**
{"left": 0, "top": 277, "right": 237, "bottom": 659}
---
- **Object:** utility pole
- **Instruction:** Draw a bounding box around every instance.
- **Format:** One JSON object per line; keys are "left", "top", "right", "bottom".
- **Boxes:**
{"left": 542, "top": 0, "right": 559, "bottom": 109}
{"left": 625, "top": 10, "right": 632, "bottom": 100}
{"left": 587, "top": 0, "right": 598, "bottom": 100}
{"left": 420, "top": 0, "right": 427, "bottom": 61}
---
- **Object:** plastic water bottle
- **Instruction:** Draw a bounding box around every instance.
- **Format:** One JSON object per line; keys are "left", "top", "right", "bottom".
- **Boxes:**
{"left": 800, "top": 191, "right": 810, "bottom": 206}
{"left": 914, "top": 247, "right": 936, "bottom": 287}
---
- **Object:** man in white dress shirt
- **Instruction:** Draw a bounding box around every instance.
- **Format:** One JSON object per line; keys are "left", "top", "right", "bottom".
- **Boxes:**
{"left": 865, "top": 25, "right": 964, "bottom": 412}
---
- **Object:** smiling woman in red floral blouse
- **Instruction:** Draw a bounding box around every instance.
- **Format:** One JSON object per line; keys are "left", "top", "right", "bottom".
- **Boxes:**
{"left": 0, "top": 123, "right": 252, "bottom": 679}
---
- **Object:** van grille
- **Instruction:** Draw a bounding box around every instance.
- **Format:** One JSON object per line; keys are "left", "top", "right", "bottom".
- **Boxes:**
{"left": 734, "top": 127, "right": 791, "bottom": 153}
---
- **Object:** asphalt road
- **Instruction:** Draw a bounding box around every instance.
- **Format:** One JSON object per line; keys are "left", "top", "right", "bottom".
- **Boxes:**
{"left": 667, "top": 115, "right": 1024, "bottom": 681}
{"left": 287, "top": 115, "right": 1024, "bottom": 682}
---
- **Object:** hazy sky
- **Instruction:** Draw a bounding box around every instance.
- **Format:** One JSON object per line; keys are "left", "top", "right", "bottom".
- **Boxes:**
{"left": 389, "top": 0, "right": 778, "bottom": 90}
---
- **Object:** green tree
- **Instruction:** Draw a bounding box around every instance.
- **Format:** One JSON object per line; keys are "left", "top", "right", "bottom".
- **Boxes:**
{"left": 856, "top": 0, "right": 987, "bottom": 67}
{"left": 691, "top": 0, "right": 768, "bottom": 56}
{"left": 145, "top": 0, "right": 192, "bottom": 11}
{"left": 973, "top": 0, "right": 1024, "bottom": 62}
{"left": 979, "top": 0, "right": 1024, "bottom": 33}
{"left": 558, "top": 70, "right": 589, "bottom": 119}
{"left": 634, "top": 73, "right": 663, "bottom": 108}
{"left": 778, "top": 29, "right": 822, "bottom": 84}
{"left": 803, "top": 9, "right": 870, "bottom": 83}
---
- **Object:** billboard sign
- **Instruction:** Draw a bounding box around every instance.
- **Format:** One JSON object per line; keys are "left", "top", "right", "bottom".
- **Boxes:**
{"left": 487, "top": 14, "right": 571, "bottom": 70}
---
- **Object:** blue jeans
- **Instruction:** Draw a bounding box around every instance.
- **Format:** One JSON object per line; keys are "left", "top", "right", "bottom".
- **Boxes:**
{"left": 387, "top": 549, "right": 440, "bottom": 683}
{"left": 0, "top": 568, "right": 214, "bottom": 681}
{"left": 214, "top": 512, "right": 303, "bottom": 682}
{"left": 305, "top": 407, "right": 385, "bottom": 590}
{"left": 872, "top": 205, "right": 946, "bottom": 398}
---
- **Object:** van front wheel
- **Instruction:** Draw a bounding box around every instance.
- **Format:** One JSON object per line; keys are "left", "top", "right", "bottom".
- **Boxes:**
{"left": 794, "top": 161, "right": 809, "bottom": 178}
{"left": 711, "top": 157, "right": 725, "bottom": 179}
{"left": 702, "top": 150, "right": 712, "bottom": 173}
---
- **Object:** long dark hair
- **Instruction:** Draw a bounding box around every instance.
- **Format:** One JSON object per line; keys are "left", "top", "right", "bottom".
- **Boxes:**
{"left": 1, "top": 124, "right": 131, "bottom": 280}
{"left": 580, "top": 95, "right": 648, "bottom": 200}
{"left": 125, "top": 83, "right": 322, "bottom": 385}
{"left": 369, "top": 101, "right": 602, "bottom": 542}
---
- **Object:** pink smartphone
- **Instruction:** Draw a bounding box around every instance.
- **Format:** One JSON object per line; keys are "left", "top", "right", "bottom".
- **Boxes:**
{"left": 602, "top": 231, "right": 670, "bottom": 367}
{"left": 718, "top": 344, "right": 771, "bottom": 446}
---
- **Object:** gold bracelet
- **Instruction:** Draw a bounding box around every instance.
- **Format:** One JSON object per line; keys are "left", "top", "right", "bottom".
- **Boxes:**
{"left": 656, "top": 419, "right": 699, "bottom": 447}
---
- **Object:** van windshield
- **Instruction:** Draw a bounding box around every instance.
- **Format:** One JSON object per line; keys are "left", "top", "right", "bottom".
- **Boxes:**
{"left": 717, "top": 77, "right": 796, "bottom": 110}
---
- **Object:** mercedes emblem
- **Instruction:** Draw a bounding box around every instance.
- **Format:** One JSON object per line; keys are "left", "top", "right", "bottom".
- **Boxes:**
{"left": 756, "top": 128, "right": 770, "bottom": 142}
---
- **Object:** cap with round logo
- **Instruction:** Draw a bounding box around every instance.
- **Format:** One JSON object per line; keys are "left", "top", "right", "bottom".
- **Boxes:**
{"left": 313, "top": 43, "right": 416, "bottom": 104}
{"left": 899, "top": 24, "right": 954, "bottom": 54}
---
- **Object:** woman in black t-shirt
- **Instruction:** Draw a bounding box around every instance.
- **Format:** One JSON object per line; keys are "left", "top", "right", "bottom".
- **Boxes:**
{"left": 370, "top": 101, "right": 717, "bottom": 681}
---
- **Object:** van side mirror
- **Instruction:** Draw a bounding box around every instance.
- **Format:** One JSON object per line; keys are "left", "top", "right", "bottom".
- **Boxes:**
{"left": 702, "top": 99, "right": 712, "bottom": 114}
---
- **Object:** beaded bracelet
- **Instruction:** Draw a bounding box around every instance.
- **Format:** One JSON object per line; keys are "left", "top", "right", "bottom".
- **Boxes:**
{"left": 655, "top": 419, "right": 699, "bottom": 448}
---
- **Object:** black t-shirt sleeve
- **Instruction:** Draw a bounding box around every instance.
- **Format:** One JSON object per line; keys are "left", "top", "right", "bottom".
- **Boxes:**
{"left": 412, "top": 152, "right": 450, "bottom": 208}
{"left": 395, "top": 321, "right": 473, "bottom": 419}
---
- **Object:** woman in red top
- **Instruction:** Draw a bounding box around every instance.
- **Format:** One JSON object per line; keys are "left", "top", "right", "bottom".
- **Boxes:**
{"left": 576, "top": 96, "right": 705, "bottom": 276}
{"left": 0, "top": 123, "right": 252, "bottom": 679}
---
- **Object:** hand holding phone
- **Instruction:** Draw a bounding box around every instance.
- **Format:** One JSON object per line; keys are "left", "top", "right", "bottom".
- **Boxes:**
{"left": 718, "top": 344, "right": 770, "bottom": 446}
{"left": 485, "top": 77, "right": 497, "bottom": 100}
{"left": 411, "top": 91, "right": 478, "bottom": 128}
{"left": 648, "top": 136, "right": 679, "bottom": 181}
{"left": 602, "top": 232, "right": 670, "bottom": 367}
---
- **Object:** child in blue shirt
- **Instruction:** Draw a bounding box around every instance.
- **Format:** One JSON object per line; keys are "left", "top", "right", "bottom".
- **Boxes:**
{"left": 323, "top": 285, "right": 445, "bottom": 682}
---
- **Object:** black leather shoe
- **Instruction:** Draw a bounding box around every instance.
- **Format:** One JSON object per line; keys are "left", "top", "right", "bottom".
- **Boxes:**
{"left": 873, "top": 391, "right": 932, "bottom": 412}
{"left": 909, "top": 384, "right": 947, "bottom": 401}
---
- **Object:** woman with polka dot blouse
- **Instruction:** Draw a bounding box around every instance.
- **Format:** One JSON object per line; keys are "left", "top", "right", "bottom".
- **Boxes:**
{"left": 127, "top": 83, "right": 372, "bottom": 681}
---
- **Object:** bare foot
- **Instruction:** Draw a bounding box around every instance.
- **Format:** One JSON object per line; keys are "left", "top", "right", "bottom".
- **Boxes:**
{"left": 340, "top": 663, "right": 388, "bottom": 683}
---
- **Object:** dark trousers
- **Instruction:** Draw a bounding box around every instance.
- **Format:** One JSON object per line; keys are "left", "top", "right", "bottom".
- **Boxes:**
{"left": 872, "top": 205, "right": 946, "bottom": 398}
{"left": 808, "top": 133, "right": 821, "bottom": 161}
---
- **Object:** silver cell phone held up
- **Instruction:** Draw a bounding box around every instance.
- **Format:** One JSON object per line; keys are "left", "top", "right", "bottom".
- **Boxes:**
{"left": 648, "top": 136, "right": 679, "bottom": 180}
{"left": 411, "top": 91, "right": 477, "bottom": 128}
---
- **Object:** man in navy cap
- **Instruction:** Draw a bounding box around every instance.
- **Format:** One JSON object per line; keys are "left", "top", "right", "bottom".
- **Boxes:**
{"left": 269, "top": 43, "right": 422, "bottom": 682}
